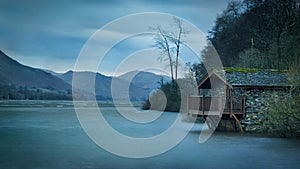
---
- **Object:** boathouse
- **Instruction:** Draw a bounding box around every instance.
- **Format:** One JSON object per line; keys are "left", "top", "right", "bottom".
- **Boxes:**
{"left": 187, "top": 69, "right": 290, "bottom": 132}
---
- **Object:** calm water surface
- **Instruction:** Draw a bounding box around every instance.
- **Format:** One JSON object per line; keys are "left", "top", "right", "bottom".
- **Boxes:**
{"left": 0, "top": 100, "right": 299, "bottom": 169}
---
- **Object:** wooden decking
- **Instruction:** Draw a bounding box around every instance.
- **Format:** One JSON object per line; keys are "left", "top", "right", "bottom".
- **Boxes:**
{"left": 187, "top": 96, "right": 246, "bottom": 132}
{"left": 188, "top": 109, "right": 245, "bottom": 116}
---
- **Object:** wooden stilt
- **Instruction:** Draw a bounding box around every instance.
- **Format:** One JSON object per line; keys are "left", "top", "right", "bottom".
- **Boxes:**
{"left": 231, "top": 114, "right": 244, "bottom": 133}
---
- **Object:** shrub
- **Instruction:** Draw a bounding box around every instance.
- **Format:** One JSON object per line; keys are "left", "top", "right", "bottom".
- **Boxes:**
{"left": 261, "top": 58, "right": 300, "bottom": 137}
{"left": 142, "top": 80, "right": 181, "bottom": 112}
{"left": 263, "top": 92, "right": 300, "bottom": 137}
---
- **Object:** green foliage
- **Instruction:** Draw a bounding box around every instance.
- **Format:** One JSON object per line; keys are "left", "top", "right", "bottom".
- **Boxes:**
{"left": 238, "top": 49, "right": 271, "bottom": 69}
{"left": 186, "top": 0, "right": 300, "bottom": 136}
{"left": 263, "top": 58, "right": 300, "bottom": 137}
{"left": 208, "top": 0, "right": 300, "bottom": 69}
{"left": 288, "top": 58, "right": 300, "bottom": 95}
{"left": 263, "top": 93, "right": 300, "bottom": 137}
{"left": 188, "top": 63, "right": 207, "bottom": 83}
{"left": 224, "top": 67, "right": 260, "bottom": 73}
{"left": 143, "top": 81, "right": 181, "bottom": 112}
{"left": 0, "top": 85, "right": 72, "bottom": 100}
{"left": 143, "top": 76, "right": 197, "bottom": 112}
{"left": 224, "top": 67, "right": 287, "bottom": 74}
{"left": 201, "top": 42, "right": 222, "bottom": 71}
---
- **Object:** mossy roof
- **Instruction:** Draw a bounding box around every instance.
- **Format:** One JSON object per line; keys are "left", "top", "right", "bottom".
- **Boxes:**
{"left": 199, "top": 68, "right": 290, "bottom": 89}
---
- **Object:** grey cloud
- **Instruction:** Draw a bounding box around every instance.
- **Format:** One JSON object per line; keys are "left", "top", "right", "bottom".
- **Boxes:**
{"left": 0, "top": 0, "right": 231, "bottom": 74}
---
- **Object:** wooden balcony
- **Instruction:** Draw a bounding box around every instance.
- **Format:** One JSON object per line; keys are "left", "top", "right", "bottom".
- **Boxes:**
{"left": 187, "top": 96, "right": 246, "bottom": 118}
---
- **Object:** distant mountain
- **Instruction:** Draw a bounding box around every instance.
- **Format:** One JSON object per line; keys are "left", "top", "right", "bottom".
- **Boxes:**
{"left": 58, "top": 71, "right": 114, "bottom": 100}
{"left": 118, "top": 71, "right": 171, "bottom": 101}
{"left": 118, "top": 70, "right": 171, "bottom": 92}
{"left": 57, "top": 70, "right": 168, "bottom": 101}
{"left": 0, "top": 50, "right": 71, "bottom": 90}
{"left": 43, "top": 69, "right": 63, "bottom": 77}
{"left": 0, "top": 49, "right": 171, "bottom": 101}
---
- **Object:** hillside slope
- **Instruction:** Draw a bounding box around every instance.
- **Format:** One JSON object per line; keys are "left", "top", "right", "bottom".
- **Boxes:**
{"left": 0, "top": 50, "right": 71, "bottom": 90}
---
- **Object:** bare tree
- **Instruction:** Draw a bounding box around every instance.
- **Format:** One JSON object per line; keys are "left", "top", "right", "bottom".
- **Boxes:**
{"left": 171, "top": 18, "right": 185, "bottom": 81}
{"left": 153, "top": 17, "right": 188, "bottom": 81}
{"left": 154, "top": 25, "right": 174, "bottom": 80}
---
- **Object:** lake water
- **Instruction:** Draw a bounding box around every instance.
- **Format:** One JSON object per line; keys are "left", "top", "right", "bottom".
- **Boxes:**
{"left": 0, "top": 100, "right": 299, "bottom": 169}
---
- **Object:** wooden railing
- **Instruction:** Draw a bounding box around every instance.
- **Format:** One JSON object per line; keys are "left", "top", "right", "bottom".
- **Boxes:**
{"left": 188, "top": 96, "right": 246, "bottom": 116}
{"left": 226, "top": 96, "right": 245, "bottom": 112}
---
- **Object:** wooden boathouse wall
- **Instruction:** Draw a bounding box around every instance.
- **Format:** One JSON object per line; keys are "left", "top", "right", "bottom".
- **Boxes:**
{"left": 187, "top": 72, "right": 246, "bottom": 132}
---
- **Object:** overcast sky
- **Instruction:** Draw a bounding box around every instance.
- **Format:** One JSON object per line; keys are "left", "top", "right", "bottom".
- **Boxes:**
{"left": 0, "top": 0, "right": 231, "bottom": 76}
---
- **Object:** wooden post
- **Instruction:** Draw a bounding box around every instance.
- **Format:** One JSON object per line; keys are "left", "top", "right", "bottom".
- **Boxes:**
{"left": 230, "top": 89, "right": 233, "bottom": 118}
{"left": 219, "top": 96, "right": 222, "bottom": 117}
{"left": 187, "top": 97, "right": 189, "bottom": 115}
{"left": 243, "top": 95, "right": 246, "bottom": 117}
{"left": 202, "top": 96, "right": 204, "bottom": 115}
{"left": 232, "top": 114, "right": 244, "bottom": 133}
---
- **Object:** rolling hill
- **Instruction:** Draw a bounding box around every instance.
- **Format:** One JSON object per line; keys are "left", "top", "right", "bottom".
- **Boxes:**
{"left": 0, "top": 50, "right": 171, "bottom": 100}
{"left": 0, "top": 50, "right": 71, "bottom": 90}
{"left": 56, "top": 70, "right": 170, "bottom": 101}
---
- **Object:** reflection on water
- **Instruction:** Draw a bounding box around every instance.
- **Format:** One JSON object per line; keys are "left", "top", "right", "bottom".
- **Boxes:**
{"left": 0, "top": 101, "right": 299, "bottom": 169}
